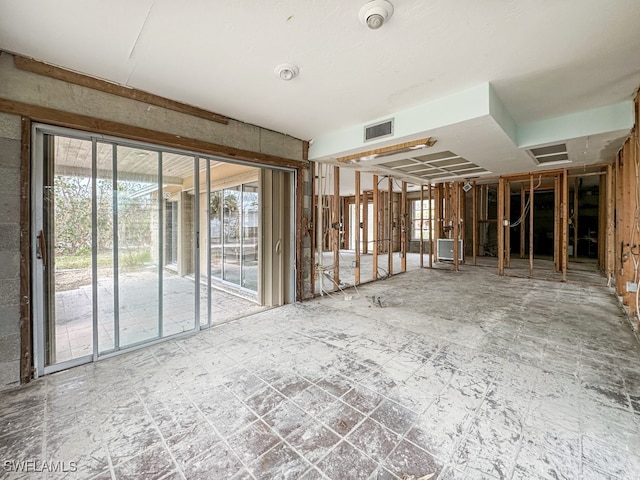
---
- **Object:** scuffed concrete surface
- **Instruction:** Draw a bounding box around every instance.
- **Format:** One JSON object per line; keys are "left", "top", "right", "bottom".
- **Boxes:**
{"left": 0, "top": 267, "right": 639, "bottom": 479}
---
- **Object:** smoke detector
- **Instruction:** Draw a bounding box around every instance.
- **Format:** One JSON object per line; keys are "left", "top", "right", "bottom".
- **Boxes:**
{"left": 274, "top": 63, "right": 299, "bottom": 81}
{"left": 359, "top": 0, "right": 394, "bottom": 29}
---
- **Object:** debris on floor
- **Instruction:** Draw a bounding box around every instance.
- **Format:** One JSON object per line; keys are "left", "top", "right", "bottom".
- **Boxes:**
{"left": 401, "top": 473, "right": 435, "bottom": 480}
{"left": 369, "top": 295, "right": 383, "bottom": 307}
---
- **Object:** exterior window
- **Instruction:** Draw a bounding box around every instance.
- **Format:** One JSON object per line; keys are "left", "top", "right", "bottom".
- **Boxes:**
{"left": 410, "top": 199, "right": 434, "bottom": 240}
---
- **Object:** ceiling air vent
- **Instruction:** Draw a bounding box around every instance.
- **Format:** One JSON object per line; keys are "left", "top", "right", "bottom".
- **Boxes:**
{"left": 529, "top": 143, "right": 570, "bottom": 166}
{"left": 364, "top": 118, "right": 394, "bottom": 142}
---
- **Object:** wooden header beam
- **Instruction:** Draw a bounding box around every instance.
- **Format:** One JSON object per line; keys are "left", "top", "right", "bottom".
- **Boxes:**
{"left": 0, "top": 98, "right": 304, "bottom": 171}
{"left": 336, "top": 137, "right": 436, "bottom": 163}
{"left": 14, "top": 55, "right": 229, "bottom": 125}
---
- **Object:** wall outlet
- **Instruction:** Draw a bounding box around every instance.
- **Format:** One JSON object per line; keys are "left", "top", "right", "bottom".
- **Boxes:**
{"left": 351, "top": 261, "right": 357, "bottom": 267}
{"left": 627, "top": 281, "right": 638, "bottom": 293}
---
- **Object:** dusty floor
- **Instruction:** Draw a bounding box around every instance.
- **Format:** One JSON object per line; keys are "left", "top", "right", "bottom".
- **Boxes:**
{"left": 1, "top": 266, "right": 640, "bottom": 479}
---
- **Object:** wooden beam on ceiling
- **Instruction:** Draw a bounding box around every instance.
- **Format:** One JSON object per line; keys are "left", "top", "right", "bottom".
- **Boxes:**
{"left": 14, "top": 55, "right": 229, "bottom": 125}
{"left": 0, "top": 98, "right": 304, "bottom": 170}
{"left": 336, "top": 137, "right": 436, "bottom": 163}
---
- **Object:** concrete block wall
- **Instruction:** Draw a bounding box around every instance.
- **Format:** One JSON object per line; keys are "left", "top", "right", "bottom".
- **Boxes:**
{"left": 0, "top": 52, "right": 304, "bottom": 162}
{"left": 0, "top": 112, "right": 21, "bottom": 389}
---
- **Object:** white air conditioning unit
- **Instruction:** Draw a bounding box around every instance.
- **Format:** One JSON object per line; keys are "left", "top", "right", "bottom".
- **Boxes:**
{"left": 437, "top": 238, "right": 463, "bottom": 261}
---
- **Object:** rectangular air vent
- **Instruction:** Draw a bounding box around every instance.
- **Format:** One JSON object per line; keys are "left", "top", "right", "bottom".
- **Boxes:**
{"left": 529, "top": 143, "right": 570, "bottom": 165}
{"left": 364, "top": 118, "right": 394, "bottom": 142}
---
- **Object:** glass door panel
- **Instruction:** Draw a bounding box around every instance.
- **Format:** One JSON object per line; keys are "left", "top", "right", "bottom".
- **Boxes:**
{"left": 96, "top": 142, "right": 115, "bottom": 354}
{"left": 161, "top": 153, "right": 197, "bottom": 337}
{"left": 115, "top": 146, "right": 159, "bottom": 348}
{"left": 45, "top": 135, "right": 94, "bottom": 365}
{"left": 199, "top": 159, "right": 210, "bottom": 327}
{"left": 223, "top": 187, "right": 241, "bottom": 285}
{"left": 210, "top": 190, "right": 223, "bottom": 279}
{"left": 241, "top": 182, "right": 259, "bottom": 291}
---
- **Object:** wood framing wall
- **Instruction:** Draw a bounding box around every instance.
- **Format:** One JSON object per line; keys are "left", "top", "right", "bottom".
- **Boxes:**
{"left": 612, "top": 92, "right": 640, "bottom": 323}
{"left": 310, "top": 85, "right": 638, "bottom": 324}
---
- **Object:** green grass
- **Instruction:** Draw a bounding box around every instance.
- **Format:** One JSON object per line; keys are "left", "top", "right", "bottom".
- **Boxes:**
{"left": 55, "top": 250, "right": 152, "bottom": 270}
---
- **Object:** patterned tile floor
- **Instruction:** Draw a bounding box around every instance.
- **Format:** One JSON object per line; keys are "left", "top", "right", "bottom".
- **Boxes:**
{"left": 1, "top": 266, "right": 640, "bottom": 479}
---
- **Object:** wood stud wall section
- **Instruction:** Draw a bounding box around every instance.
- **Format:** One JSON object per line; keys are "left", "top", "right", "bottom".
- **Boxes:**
{"left": 614, "top": 94, "right": 640, "bottom": 322}
{"left": 355, "top": 171, "right": 361, "bottom": 285}
{"left": 307, "top": 91, "right": 639, "bottom": 332}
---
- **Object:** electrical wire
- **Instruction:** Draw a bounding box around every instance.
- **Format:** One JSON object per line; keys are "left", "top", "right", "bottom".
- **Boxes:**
{"left": 631, "top": 127, "right": 640, "bottom": 323}
{"left": 508, "top": 175, "right": 542, "bottom": 228}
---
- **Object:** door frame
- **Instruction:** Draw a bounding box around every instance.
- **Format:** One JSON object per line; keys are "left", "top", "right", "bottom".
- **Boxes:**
{"left": 31, "top": 123, "right": 298, "bottom": 378}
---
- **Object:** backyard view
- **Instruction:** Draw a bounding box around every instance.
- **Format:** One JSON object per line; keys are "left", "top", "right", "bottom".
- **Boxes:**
{"left": 45, "top": 135, "right": 264, "bottom": 368}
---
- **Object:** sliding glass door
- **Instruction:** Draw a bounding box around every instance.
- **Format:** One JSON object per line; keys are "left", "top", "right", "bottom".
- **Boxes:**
{"left": 207, "top": 182, "right": 260, "bottom": 291}
{"left": 32, "top": 124, "right": 291, "bottom": 376}
{"left": 242, "top": 182, "right": 259, "bottom": 291}
{"left": 40, "top": 135, "right": 95, "bottom": 365}
{"left": 33, "top": 127, "right": 200, "bottom": 374}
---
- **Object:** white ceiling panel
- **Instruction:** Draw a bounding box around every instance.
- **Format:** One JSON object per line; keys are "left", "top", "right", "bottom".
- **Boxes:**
{"left": 0, "top": 0, "right": 639, "bottom": 178}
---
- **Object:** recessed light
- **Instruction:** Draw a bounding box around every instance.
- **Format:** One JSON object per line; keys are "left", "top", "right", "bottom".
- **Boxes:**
{"left": 274, "top": 63, "right": 299, "bottom": 81}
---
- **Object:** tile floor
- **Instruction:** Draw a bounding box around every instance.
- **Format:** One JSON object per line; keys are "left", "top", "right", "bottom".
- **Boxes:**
{"left": 1, "top": 266, "right": 640, "bottom": 479}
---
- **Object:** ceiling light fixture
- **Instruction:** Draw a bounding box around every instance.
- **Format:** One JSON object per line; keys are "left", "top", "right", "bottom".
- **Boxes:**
{"left": 274, "top": 63, "right": 299, "bottom": 81}
{"left": 359, "top": 0, "right": 394, "bottom": 30}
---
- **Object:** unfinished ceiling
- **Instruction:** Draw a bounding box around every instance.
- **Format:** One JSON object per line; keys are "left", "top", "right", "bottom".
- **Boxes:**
{"left": 1, "top": 0, "right": 639, "bottom": 183}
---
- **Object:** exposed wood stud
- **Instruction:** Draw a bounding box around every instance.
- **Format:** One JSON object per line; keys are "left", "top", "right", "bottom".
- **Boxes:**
{"left": 598, "top": 171, "right": 605, "bottom": 271}
{"left": 363, "top": 191, "right": 369, "bottom": 255}
{"left": 529, "top": 174, "right": 534, "bottom": 277}
{"left": 562, "top": 169, "right": 569, "bottom": 281}
{"left": 472, "top": 181, "right": 477, "bottom": 266}
{"left": 310, "top": 162, "right": 316, "bottom": 296}
{"left": 435, "top": 184, "right": 444, "bottom": 261}
{"left": 355, "top": 171, "right": 361, "bottom": 285}
{"left": 342, "top": 197, "right": 350, "bottom": 249}
{"left": 296, "top": 164, "right": 305, "bottom": 301}
{"left": 401, "top": 181, "right": 407, "bottom": 272}
{"left": 505, "top": 180, "right": 511, "bottom": 268}
{"left": 622, "top": 134, "right": 637, "bottom": 313}
{"left": 520, "top": 184, "right": 525, "bottom": 259}
{"left": 452, "top": 182, "right": 460, "bottom": 272}
{"left": 615, "top": 154, "right": 623, "bottom": 296}
{"left": 420, "top": 184, "right": 424, "bottom": 268}
{"left": 333, "top": 166, "right": 340, "bottom": 287}
{"left": 429, "top": 184, "right": 434, "bottom": 268}
{"left": 373, "top": 175, "right": 379, "bottom": 278}
{"left": 460, "top": 184, "right": 466, "bottom": 264}
{"left": 606, "top": 164, "right": 614, "bottom": 280}
{"left": 573, "top": 177, "right": 579, "bottom": 258}
{"left": 554, "top": 175, "right": 560, "bottom": 272}
{"left": 498, "top": 177, "right": 505, "bottom": 276}
{"left": 388, "top": 177, "right": 393, "bottom": 276}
